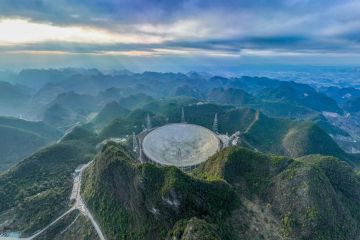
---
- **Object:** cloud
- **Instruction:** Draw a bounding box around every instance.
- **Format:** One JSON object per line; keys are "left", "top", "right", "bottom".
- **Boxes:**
{"left": 0, "top": 18, "right": 165, "bottom": 45}
{"left": 0, "top": 0, "right": 360, "bottom": 66}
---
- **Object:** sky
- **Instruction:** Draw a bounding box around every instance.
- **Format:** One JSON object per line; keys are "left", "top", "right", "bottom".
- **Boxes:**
{"left": 0, "top": 0, "right": 360, "bottom": 71}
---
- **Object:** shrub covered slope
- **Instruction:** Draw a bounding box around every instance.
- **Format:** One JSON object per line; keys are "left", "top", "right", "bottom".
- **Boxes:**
{"left": 82, "top": 143, "right": 360, "bottom": 240}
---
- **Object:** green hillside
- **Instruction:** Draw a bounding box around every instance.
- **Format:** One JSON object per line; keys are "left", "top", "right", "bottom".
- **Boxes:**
{"left": 90, "top": 101, "right": 130, "bottom": 131}
{"left": 205, "top": 85, "right": 320, "bottom": 119}
{"left": 256, "top": 101, "right": 318, "bottom": 119}
{"left": 0, "top": 95, "right": 357, "bottom": 239}
{"left": 195, "top": 147, "right": 360, "bottom": 239}
{"left": 119, "top": 93, "right": 154, "bottom": 110}
{"left": 260, "top": 83, "right": 342, "bottom": 114}
{"left": 281, "top": 123, "right": 346, "bottom": 158}
{"left": 218, "top": 108, "right": 259, "bottom": 134}
{"left": 43, "top": 104, "right": 80, "bottom": 128}
{"left": 208, "top": 88, "right": 257, "bottom": 106}
{"left": 0, "top": 117, "right": 62, "bottom": 171}
{"left": 42, "top": 92, "right": 100, "bottom": 128}
{"left": 168, "top": 217, "right": 221, "bottom": 240}
{"left": 48, "top": 92, "right": 99, "bottom": 114}
{"left": 175, "top": 85, "right": 205, "bottom": 99}
{"left": 0, "top": 116, "right": 61, "bottom": 139}
{"left": 80, "top": 144, "right": 360, "bottom": 240}
{"left": 96, "top": 99, "right": 351, "bottom": 163}
{"left": 0, "top": 125, "right": 47, "bottom": 171}
{"left": 269, "top": 155, "right": 360, "bottom": 239}
{"left": 99, "top": 109, "right": 166, "bottom": 138}
{"left": 61, "top": 126, "right": 99, "bottom": 145}
{"left": 142, "top": 96, "right": 196, "bottom": 117}
{"left": 242, "top": 113, "right": 350, "bottom": 161}
{"left": 0, "top": 132, "right": 95, "bottom": 236}
{"left": 81, "top": 142, "right": 237, "bottom": 240}
{"left": 31, "top": 209, "right": 99, "bottom": 240}
{"left": 182, "top": 103, "right": 233, "bottom": 129}
{"left": 312, "top": 114, "right": 350, "bottom": 137}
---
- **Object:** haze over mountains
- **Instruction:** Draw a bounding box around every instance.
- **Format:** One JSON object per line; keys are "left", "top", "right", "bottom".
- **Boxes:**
{"left": 6, "top": 70, "right": 360, "bottom": 238}
{"left": 2, "top": 68, "right": 360, "bottom": 145}
{"left": 0, "top": 68, "right": 358, "bottom": 169}
{"left": 2, "top": 0, "right": 360, "bottom": 239}
{"left": 0, "top": 66, "right": 359, "bottom": 240}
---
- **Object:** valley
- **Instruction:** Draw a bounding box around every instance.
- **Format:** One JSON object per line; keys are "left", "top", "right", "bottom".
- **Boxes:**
{"left": 323, "top": 112, "right": 360, "bottom": 153}
{"left": 2, "top": 1, "right": 360, "bottom": 239}
{"left": 0, "top": 68, "right": 359, "bottom": 240}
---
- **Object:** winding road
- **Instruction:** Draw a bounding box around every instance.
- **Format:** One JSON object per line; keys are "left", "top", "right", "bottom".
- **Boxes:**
{"left": 34, "top": 161, "right": 105, "bottom": 239}
{"left": 244, "top": 110, "right": 260, "bottom": 134}
{"left": 0, "top": 161, "right": 106, "bottom": 240}
{"left": 27, "top": 208, "right": 76, "bottom": 240}
{"left": 72, "top": 162, "right": 106, "bottom": 240}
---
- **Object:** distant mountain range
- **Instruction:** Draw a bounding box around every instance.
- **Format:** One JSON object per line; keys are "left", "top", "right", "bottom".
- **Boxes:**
{"left": 0, "top": 69, "right": 360, "bottom": 239}
{"left": 1, "top": 69, "right": 357, "bottom": 155}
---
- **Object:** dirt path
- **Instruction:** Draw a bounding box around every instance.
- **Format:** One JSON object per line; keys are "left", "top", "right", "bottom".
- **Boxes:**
{"left": 244, "top": 110, "right": 260, "bottom": 134}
